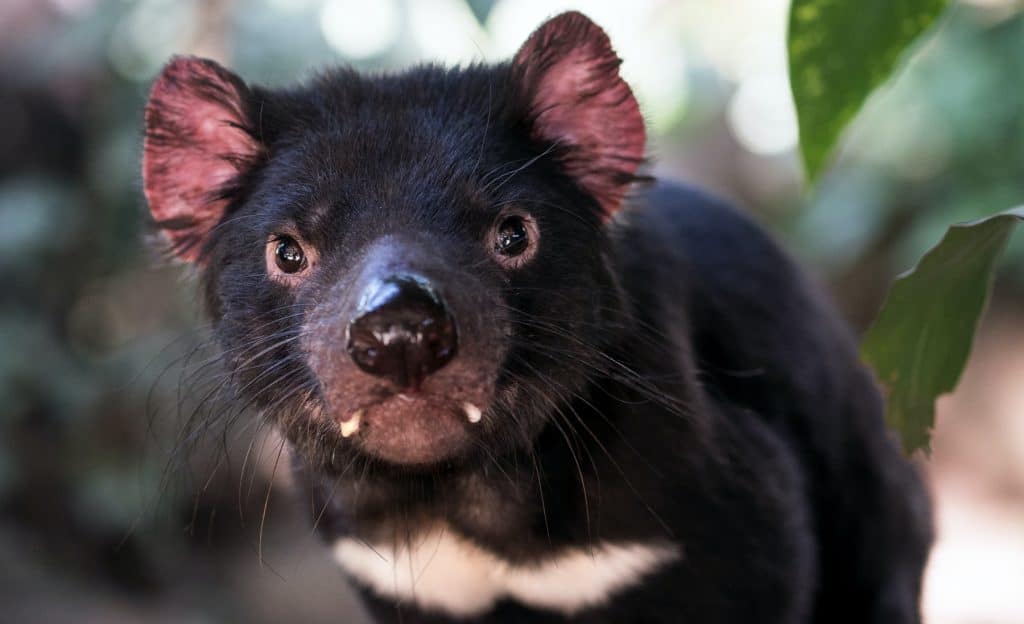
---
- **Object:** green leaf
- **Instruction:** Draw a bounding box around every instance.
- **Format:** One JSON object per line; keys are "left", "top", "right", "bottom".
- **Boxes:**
{"left": 862, "top": 208, "right": 1024, "bottom": 454}
{"left": 788, "top": 0, "right": 949, "bottom": 181}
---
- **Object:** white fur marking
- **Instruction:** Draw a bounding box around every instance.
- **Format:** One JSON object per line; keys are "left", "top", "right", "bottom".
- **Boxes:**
{"left": 333, "top": 527, "right": 679, "bottom": 616}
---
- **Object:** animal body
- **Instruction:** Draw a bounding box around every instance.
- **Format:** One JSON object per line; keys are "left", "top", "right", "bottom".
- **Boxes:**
{"left": 142, "top": 11, "right": 931, "bottom": 623}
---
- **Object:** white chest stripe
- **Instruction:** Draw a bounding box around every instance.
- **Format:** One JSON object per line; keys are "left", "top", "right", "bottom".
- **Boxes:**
{"left": 333, "top": 527, "right": 680, "bottom": 616}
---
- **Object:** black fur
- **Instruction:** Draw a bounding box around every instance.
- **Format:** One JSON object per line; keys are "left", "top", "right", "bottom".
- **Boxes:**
{"left": 150, "top": 33, "right": 931, "bottom": 624}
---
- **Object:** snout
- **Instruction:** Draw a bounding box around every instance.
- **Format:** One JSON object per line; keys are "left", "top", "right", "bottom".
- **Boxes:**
{"left": 346, "top": 274, "right": 458, "bottom": 390}
{"left": 302, "top": 236, "right": 504, "bottom": 466}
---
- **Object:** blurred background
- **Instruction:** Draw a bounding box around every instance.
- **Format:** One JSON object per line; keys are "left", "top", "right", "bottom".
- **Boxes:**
{"left": 1, "top": 0, "right": 1022, "bottom": 622}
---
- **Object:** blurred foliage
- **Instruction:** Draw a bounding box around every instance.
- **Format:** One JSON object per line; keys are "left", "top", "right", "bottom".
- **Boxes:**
{"left": 787, "top": 0, "right": 949, "bottom": 181}
{"left": 863, "top": 208, "right": 1024, "bottom": 454}
{"left": 788, "top": 3, "right": 1024, "bottom": 327}
{"left": 788, "top": 0, "right": 1021, "bottom": 454}
{"left": 0, "top": 0, "right": 1022, "bottom": 621}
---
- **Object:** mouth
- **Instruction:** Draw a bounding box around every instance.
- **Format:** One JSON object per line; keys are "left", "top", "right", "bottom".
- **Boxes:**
{"left": 333, "top": 393, "right": 485, "bottom": 465}
{"left": 338, "top": 395, "right": 484, "bottom": 438}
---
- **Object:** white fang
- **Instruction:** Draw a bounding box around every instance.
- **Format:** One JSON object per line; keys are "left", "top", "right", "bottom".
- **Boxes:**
{"left": 463, "top": 402, "right": 482, "bottom": 423}
{"left": 333, "top": 526, "right": 679, "bottom": 617}
{"left": 340, "top": 410, "right": 362, "bottom": 438}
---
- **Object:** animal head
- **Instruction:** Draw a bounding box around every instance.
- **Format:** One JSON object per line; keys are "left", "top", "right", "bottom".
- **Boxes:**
{"left": 143, "top": 12, "right": 645, "bottom": 473}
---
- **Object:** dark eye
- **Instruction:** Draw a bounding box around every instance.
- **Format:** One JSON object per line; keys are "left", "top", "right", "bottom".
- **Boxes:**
{"left": 275, "top": 236, "right": 306, "bottom": 273}
{"left": 495, "top": 216, "right": 529, "bottom": 257}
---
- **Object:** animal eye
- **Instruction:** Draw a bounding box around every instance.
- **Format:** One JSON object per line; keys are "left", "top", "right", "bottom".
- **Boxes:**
{"left": 495, "top": 216, "right": 529, "bottom": 257}
{"left": 275, "top": 236, "right": 306, "bottom": 273}
{"left": 490, "top": 213, "right": 539, "bottom": 270}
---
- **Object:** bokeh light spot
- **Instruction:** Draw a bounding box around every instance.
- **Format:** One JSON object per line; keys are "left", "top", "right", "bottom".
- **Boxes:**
{"left": 320, "top": 0, "right": 401, "bottom": 59}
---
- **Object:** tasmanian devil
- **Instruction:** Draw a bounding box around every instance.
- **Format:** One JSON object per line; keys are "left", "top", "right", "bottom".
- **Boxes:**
{"left": 141, "top": 11, "right": 932, "bottom": 624}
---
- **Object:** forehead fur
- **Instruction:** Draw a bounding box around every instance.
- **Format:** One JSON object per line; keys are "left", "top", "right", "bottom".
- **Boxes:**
{"left": 233, "top": 63, "right": 559, "bottom": 236}
{"left": 256, "top": 64, "right": 522, "bottom": 172}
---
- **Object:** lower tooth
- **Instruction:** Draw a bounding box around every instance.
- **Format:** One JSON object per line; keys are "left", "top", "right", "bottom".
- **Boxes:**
{"left": 341, "top": 410, "right": 362, "bottom": 438}
{"left": 463, "top": 403, "right": 482, "bottom": 423}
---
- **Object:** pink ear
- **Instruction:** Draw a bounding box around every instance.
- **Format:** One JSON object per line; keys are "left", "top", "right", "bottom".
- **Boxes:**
{"left": 513, "top": 12, "right": 645, "bottom": 218}
{"left": 143, "top": 56, "right": 261, "bottom": 262}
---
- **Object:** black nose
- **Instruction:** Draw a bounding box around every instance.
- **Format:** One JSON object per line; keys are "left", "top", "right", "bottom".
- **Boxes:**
{"left": 346, "top": 275, "right": 458, "bottom": 390}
